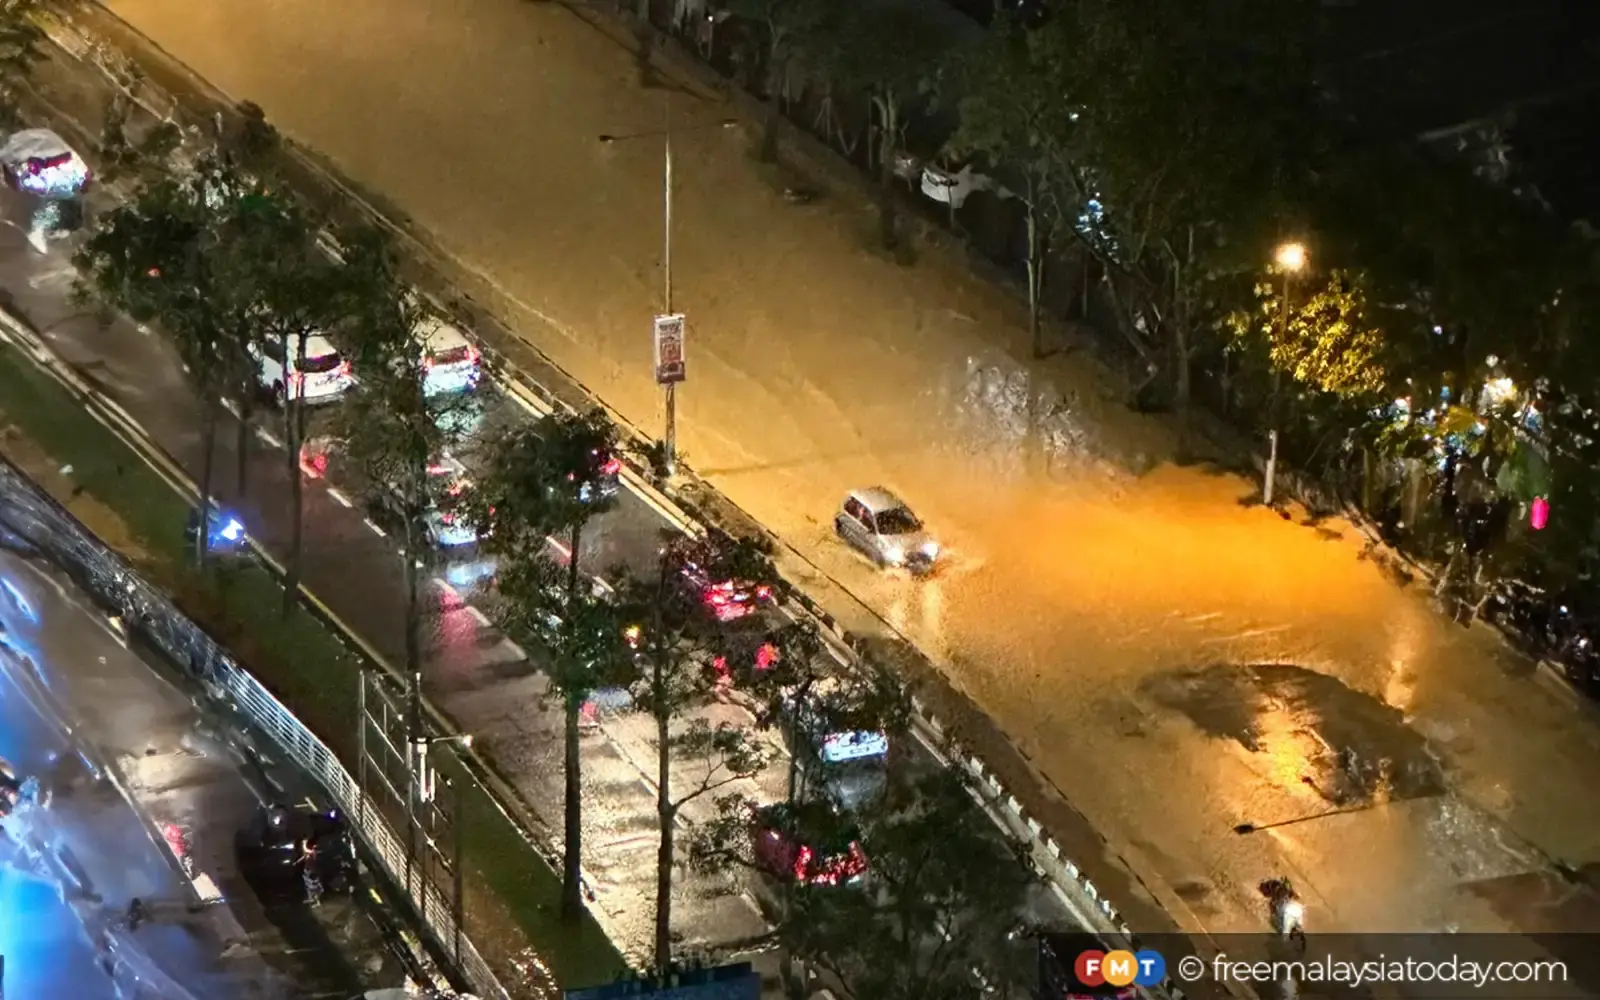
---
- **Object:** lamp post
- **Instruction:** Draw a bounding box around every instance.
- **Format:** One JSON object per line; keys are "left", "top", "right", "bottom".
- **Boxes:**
{"left": 407, "top": 732, "right": 472, "bottom": 894}
{"left": 1263, "top": 241, "right": 1307, "bottom": 506}
{"left": 599, "top": 114, "right": 738, "bottom": 476}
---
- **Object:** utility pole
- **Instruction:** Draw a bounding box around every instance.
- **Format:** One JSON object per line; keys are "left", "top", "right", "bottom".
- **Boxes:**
{"left": 598, "top": 114, "right": 736, "bottom": 479}
{"left": 1263, "top": 242, "right": 1306, "bottom": 506}
{"left": 662, "top": 104, "right": 676, "bottom": 474}
{"left": 452, "top": 776, "right": 465, "bottom": 969}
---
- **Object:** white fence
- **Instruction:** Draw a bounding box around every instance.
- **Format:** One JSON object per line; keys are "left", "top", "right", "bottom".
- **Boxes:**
{"left": 0, "top": 457, "right": 510, "bottom": 1000}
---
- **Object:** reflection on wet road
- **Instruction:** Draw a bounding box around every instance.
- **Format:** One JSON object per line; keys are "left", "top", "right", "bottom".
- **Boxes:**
{"left": 24, "top": 0, "right": 1600, "bottom": 950}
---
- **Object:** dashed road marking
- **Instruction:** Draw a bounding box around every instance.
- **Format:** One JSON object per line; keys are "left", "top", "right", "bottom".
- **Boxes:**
{"left": 256, "top": 427, "right": 283, "bottom": 449}
{"left": 326, "top": 488, "right": 353, "bottom": 508}
{"left": 27, "top": 265, "right": 74, "bottom": 289}
{"left": 220, "top": 397, "right": 240, "bottom": 418}
{"left": 363, "top": 518, "right": 387, "bottom": 538}
{"left": 465, "top": 605, "right": 491, "bottom": 627}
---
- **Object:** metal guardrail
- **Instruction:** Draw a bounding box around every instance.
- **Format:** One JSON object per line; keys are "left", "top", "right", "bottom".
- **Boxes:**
{"left": 0, "top": 332, "right": 510, "bottom": 1000}
{"left": 35, "top": 13, "right": 1200, "bottom": 998}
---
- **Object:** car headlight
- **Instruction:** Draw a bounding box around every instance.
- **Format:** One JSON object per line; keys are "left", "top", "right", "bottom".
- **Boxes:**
{"left": 920, "top": 541, "right": 940, "bottom": 560}
{"left": 882, "top": 544, "right": 905, "bottom": 564}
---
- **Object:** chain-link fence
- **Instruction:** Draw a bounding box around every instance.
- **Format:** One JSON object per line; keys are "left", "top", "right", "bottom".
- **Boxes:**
{"left": 0, "top": 456, "right": 510, "bottom": 1000}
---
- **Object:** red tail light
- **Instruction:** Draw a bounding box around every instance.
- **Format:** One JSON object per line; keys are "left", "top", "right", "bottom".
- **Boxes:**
{"left": 467, "top": 345, "right": 481, "bottom": 365}
{"left": 709, "top": 590, "right": 730, "bottom": 605}
{"left": 301, "top": 451, "right": 328, "bottom": 479}
{"left": 755, "top": 585, "right": 772, "bottom": 600}
{"left": 338, "top": 360, "right": 352, "bottom": 378}
{"left": 601, "top": 457, "right": 621, "bottom": 476}
{"left": 754, "top": 643, "right": 779, "bottom": 670}
{"left": 422, "top": 354, "right": 434, "bottom": 370}
{"left": 794, "top": 845, "right": 814, "bottom": 882}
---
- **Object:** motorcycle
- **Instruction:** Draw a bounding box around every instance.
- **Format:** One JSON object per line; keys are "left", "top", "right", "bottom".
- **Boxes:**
{"left": 1260, "top": 878, "right": 1307, "bottom": 949}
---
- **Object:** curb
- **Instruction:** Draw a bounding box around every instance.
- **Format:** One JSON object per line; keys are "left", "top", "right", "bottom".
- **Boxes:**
{"left": 43, "top": 8, "right": 1185, "bottom": 989}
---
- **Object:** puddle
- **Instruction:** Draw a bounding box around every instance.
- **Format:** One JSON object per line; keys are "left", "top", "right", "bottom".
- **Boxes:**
{"left": 1142, "top": 662, "right": 1446, "bottom": 806}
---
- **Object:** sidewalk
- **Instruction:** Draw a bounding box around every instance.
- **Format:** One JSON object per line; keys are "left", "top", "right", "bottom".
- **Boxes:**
{"left": 86, "top": 0, "right": 1600, "bottom": 951}
{"left": 0, "top": 543, "right": 407, "bottom": 998}
{"left": 0, "top": 37, "right": 855, "bottom": 977}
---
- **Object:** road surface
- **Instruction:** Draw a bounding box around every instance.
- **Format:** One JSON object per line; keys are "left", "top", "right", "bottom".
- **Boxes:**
{"left": 0, "top": 60, "right": 1080, "bottom": 973}
{"left": 65, "top": 0, "right": 1600, "bottom": 947}
{"left": 0, "top": 543, "right": 408, "bottom": 998}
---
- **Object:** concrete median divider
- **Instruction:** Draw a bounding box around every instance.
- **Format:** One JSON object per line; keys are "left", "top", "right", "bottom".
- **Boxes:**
{"left": 36, "top": 10, "right": 1195, "bottom": 997}
{"left": 0, "top": 310, "right": 509, "bottom": 999}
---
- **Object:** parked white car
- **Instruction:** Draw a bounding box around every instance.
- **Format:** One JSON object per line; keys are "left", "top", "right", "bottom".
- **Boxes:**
{"left": 416, "top": 316, "right": 482, "bottom": 395}
{"left": 251, "top": 333, "right": 353, "bottom": 403}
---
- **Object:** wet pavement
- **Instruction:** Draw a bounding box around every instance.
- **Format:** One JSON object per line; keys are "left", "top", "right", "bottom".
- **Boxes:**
{"left": 0, "top": 543, "right": 407, "bottom": 998}
{"left": 0, "top": 49, "right": 1083, "bottom": 977}
{"left": 82, "top": 0, "right": 1600, "bottom": 952}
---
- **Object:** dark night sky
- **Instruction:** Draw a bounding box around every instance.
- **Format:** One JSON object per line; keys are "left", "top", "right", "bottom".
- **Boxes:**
{"left": 1324, "top": 0, "right": 1600, "bottom": 220}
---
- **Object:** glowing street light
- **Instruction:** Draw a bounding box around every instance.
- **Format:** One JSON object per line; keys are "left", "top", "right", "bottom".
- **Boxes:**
{"left": 1275, "top": 241, "right": 1308, "bottom": 273}
{"left": 1263, "top": 242, "right": 1309, "bottom": 506}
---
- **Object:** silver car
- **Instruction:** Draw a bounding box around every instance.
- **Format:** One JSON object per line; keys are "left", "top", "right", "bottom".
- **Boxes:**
{"left": 834, "top": 487, "right": 940, "bottom": 573}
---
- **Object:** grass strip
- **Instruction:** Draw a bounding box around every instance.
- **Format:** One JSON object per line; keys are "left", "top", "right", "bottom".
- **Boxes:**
{"left": 0, "top": 338, "right": 625, "bottom": 989}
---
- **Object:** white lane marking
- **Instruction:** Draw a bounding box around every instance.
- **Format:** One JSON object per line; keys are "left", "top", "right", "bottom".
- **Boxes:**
{"left": 220, "top": 397, "right": 240, "bottom": 418}
{"left": 363, "top": 518, "right": 388, "bottom": 538}
{"left": 326, "top": 488, "right": 353, "bottom": 508}
{"left": 545, "top": 535, "right": 571, "bottom": 559}
{"left": 27, "top": 265, "right": 74, "bottom": 289}
{"left": 256, "top": 427, "right": 283, "bottom": 449}
{"left": 503, "top": 640, "right": 525, "bottom": 661}
{"left": 134, "top": 323, "right": 152, "bottom": 337}
{"left": 466, "top": 605, "right": 491, "bottom": 627}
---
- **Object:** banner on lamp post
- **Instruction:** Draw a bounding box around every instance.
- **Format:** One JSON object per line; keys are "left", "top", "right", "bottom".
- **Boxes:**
{"left": 653, "top": 313, "right": 686, "bottom": 385}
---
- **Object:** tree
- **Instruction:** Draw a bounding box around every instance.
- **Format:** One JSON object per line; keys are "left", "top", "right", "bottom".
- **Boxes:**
{"left": 618, "top": 532, "right": 779, "bottom": 970}
{"left": 1034, "top": 0, "right": 1327, "bottom": 406}
{"left": 690, "top": 634, "right": 912, "bottom": 998}
{"left": 208, "top": 181, "right": 343, "bottom": 614}
{"left": 73, "top": 168, "right": 255, "bottom": 565}
{"left": 1228, "top": 267, "right": 1388, "bottom": 399}
{"left": 328, "top": 224, "right": 471, "bottom": 754}
{"left": 726, "top": 0, "right": 829, "bottom": 161}
{"left": 823, "top": 0, "right": 960, "bottom": 250}
{"left": 946, "top": 15, "right": 1079, "bottom": 357}
{"left": 96, "top": 94, "right": 182, "bottom": 190}
{"left": 460, "top": 408, "right": 624, "bottom": 921}
{"left": 0, "top": 0, "right": 50, "bottom": 129}
{"left": 790, "top": 768, "right": 1038, "bottom": 1000}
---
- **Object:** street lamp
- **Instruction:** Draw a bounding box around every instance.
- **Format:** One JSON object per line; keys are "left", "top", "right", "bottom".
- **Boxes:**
{"left": 413, "top": 732, "right": 472, "bottom": 800}
{"left": 598, "top": 115, "right": 738, "bottom": 476}
{"left": 1274, "top": 241, "right": 1307, "bottom": 274}
{"left": 1263, "top": 241, "right": 1308, "bottom": 506}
